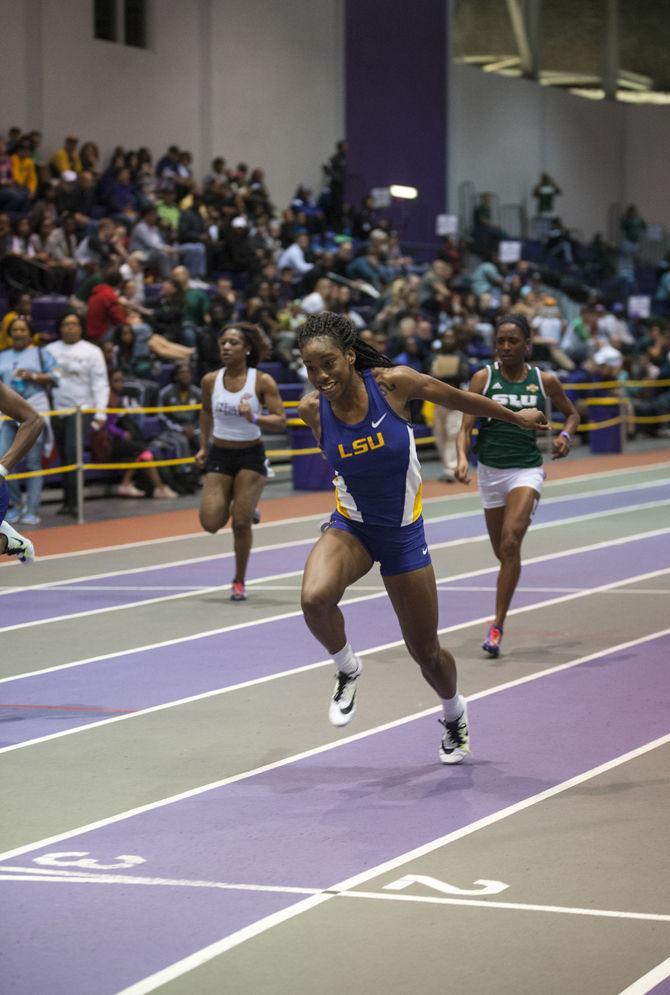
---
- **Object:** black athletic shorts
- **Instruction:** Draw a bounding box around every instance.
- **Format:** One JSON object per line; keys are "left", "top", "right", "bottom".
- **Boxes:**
{"left": 205, "top": 442, "right": 267, "bottom": 478}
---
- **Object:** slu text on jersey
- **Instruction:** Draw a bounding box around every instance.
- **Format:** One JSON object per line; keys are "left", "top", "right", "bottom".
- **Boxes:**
{"left": 337, "top": 432, "right": 385, "bottom": 458}
{"left": 491, "top": 393, "right": 539, "bottom": 407}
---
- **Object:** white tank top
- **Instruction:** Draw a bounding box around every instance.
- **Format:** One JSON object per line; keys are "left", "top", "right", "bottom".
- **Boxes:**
{"left": 211, "top": 367, "right": 262, "bottom": 442}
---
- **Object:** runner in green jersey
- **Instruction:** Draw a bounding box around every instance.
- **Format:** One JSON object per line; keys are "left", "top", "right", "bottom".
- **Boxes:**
{"left": 456, "top": 314, "right": 579, "bottom": 657}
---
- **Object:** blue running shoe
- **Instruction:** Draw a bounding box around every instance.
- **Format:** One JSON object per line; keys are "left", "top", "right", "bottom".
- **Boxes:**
{"left": 482, "top": 624, "right": 503, "bottom": 658}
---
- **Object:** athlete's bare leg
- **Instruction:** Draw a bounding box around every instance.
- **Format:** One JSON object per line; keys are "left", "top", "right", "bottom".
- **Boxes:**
{"left": 229, "top": 469, "right": 266, "bottom": 585}
{"left": 199, "top": 472, "right": 234, "bottom": 533}
{"left": 301, "top": 528, "right": 373, "bottom": 654}
{"left": 383, "top": 564, "right": 457, "bottom": 698}
{"left": 485, "top": 486, "right": 538, "bottom": 628}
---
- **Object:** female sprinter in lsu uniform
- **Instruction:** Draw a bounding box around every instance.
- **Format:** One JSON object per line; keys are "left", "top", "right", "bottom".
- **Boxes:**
{"left": 456, "top": 314, "right": 579, "bottom": 657}
{"left": 297, "top": 312, "right": 548, "bottom": 764}
{"left": 195, "top": 323, "right": 286, "bottom": 601}
{"left": 0, "top": 380, "right": 43, "bottom": 562}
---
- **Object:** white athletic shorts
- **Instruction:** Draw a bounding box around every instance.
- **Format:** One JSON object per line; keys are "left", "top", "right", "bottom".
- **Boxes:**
{"left": 477, "top": 462, "right": 546, "bottom": 510}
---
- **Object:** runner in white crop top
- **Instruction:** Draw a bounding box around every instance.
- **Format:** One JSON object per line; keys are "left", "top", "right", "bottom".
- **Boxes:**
{"left": 195, "top": 323, "right": 286, "bottom": 601}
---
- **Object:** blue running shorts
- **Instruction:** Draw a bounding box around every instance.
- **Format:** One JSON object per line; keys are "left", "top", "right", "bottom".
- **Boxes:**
{"left": 325, "top": 510, "right": 432, "bottom": 577}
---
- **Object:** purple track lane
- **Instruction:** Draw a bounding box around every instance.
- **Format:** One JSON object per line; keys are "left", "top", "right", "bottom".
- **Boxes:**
{"left": 2, "top": 634, "right": 669, "bottom": 993}
{"left": 1, "top": 531, "right": 669, "bottom": 747}
{"left": 0, "top": 480, "right": 667, "bottom": 628}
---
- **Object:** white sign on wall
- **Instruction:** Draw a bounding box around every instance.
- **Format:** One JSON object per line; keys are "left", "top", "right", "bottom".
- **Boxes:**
{"left": 436, "top": 214, "right": 459, "bottom": 236}
{"left": 370, "top": 187, "right": 392, "bottom": 209}
{"left": 498, "top": 240, "right": 522, "bottom": 264}
{"left": 628, "top": 295, "right": 651, "bottom": 318}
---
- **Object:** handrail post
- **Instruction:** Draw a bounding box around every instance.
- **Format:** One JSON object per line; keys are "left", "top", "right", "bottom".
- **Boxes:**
{"left": 75, "top": 406, "right": 85, "bottom": 524}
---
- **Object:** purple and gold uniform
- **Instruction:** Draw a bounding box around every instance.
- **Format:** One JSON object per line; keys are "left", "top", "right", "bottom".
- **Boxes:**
{"left": 319, "top": 369, "right": 430, "bottom": 576}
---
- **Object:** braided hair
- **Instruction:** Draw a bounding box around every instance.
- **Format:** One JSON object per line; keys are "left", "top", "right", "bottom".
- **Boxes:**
{"left": 297, "top": 312, "right": 392, "bottom": 369}
{"left": 219, "top": 321, "right": 270, "bottom": 367}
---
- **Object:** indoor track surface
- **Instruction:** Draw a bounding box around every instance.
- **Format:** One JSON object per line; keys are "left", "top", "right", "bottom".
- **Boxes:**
{"left": 1, "top": 450, "right": 669, "bottom": 994}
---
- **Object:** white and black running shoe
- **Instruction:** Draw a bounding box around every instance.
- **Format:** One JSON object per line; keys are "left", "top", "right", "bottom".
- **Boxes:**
{"left": 328, "top": 664, "right": 361, "bottom": 727}
{"left": 0, "top": 522, "right": 35, "bottom": 564}
{"left": 438, "top": 699, "right": 470, "bottom": 765}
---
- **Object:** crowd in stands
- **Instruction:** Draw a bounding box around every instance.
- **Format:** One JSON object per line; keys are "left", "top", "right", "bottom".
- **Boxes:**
{"left": 1, "top": 128, "right": 669, "bottom": 524}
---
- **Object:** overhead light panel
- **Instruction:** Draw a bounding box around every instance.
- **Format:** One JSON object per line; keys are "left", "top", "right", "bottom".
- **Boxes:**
{"left": 389, "top": 185, "right": 418, "bottom": 200}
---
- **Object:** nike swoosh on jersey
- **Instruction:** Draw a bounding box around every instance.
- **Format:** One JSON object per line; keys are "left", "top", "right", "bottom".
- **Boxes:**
{"left": 371, "top": 413, "right": 387, "bottom": 429}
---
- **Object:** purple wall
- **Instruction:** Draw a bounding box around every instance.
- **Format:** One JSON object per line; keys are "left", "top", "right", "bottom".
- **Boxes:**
{"left": 345, "top": 0, "right": 447, "bottom": 244}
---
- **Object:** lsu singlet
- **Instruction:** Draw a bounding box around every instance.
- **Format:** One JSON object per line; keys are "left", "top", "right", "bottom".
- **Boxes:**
{"left": 319, "top": 368, "right": 422, "bottom": 527}
{"left": 475, "top": 362, "right": 546, "bottom": 469}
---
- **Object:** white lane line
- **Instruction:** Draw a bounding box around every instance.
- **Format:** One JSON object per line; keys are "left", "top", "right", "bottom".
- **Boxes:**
{"left": 1, "top": 517, "right": 668, "bottom": 687}
{"left": 1, "top": 625, "right": 668, "bottom": 853}
{"left": 1, "top": 526, "right": 668, "bottom": 694}
{"left": 618, "top": 955, "right": 670, "bottom": 994}
{"left": 1, "top": 476, "right": 667, "bottom": 598}
{"left": 115, "top": 733, "right": 670, "bottom": 995}
{"left": 2, "top": 480, "right": 666, "bottom": 596}
{"left": 1, "top": 458, "right": 664, "bottom": 567}
{"left": 3, "top": 866, "right": 669, "bottom": 926}
{"left": 338, "top": 889, "right": 670, "bottom": 923}
{"left": 0, "top": 501, "right": 667, "bottom": 635}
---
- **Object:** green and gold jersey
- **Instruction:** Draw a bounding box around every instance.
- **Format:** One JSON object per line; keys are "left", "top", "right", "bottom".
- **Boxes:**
{"left": 475, "top": 362, "right": 545, "bottom": 469}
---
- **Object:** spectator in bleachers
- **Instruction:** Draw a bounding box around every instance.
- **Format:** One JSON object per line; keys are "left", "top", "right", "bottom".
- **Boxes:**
{"left": 204, "top": 157, "right": 227, "bottom": 192}
{"left": 331, "top": 284, "right": 365, "bottom": 330}
{"left": 79, "top": 141, "right": 100, "bottom": 176}
{"left": 470, "top": 253, "right": 504, "bottom": 298}
{"left": 532, "top": 172, "right": 561, "bottom": 218}
{"left": 171, "top": 265, "right": 210, "bottom": 327}
{"left": 156, "top": 363, "right": 201, "bottom": 492}
{"left": 0, "top": 314, "right": 58, "bottom": 524}
{"left": 86, "top": 270, "right": 131, "bottom": 342}
{"left": 75, "top": 217, "right": 126, "bottom": 274}
{"left": 0, "top": 136, "right": 30, "bottom": 212}
{"left": 277, "top": 230, "right": 314, "bottom": 287}
{"left": 346, "top": 244, "right": 387, "bottom": 293}
{"left": 149, "top": 275, "right": 195, "bottom": 348}
{"left": 0, "top": 291, "right": 33, "bottom": 350}
{"left": 546, "top": 216, "right": 576, "bottom": 267}
{"left": 155, "top": 145, "right": 181, "bottom": 183}
{"left": 29, "top": 179, "right": 59, "bottom": 230}
{"left": 561, "top": 305, "right": 599, "bottom": 365}
{"left": 95, "top": 369, "right": 177, "bottom": 499}
{"left": 129, "top": 205, "right": 178, "bottom": 278}
{"left": 619, "top": 204, "right": 646, "bottom": 254}
{"left": 11, "top": 137, "right": 39, "bottom": 199}
{"left": 301, "top": 277, "right": 334, "bottom": 315}
{"left": 472, "top": 192, "right": 503, "bottom": 253}
{"left": 50, "top": 134, "right": 82, "bottom": 177}
{"left": 104, "top": 165, "right": 139, "bottom": 223}
{"left": 5, "top": 127, "right": 22, "bottom": 155}
{"left": 28, "top": 217, "right": 73, "bottom": 294}
{"left": 430, "top": 328, "right": 470, "bottom": 482}
{"left": 177, "top": 193, "right": 211, "bottom": 268}
{"left": 46, "top": 311, "right": 110, "bottom": 516}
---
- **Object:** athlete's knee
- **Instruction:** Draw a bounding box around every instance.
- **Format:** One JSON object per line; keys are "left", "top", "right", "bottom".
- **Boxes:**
{"left": 301, "top": 583, "right": 336, "bottom": 617}
{"left": 231, "top": 515, "right": 253, "bottom": 535}
{"left": 406, "top": 636, "right": 441, "bottom": 667}
{"left": 199, "top": 513, "right": 220, "bottom": 534}
{"left": 499, "top": 531, "right": 523, "bottom": 560}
